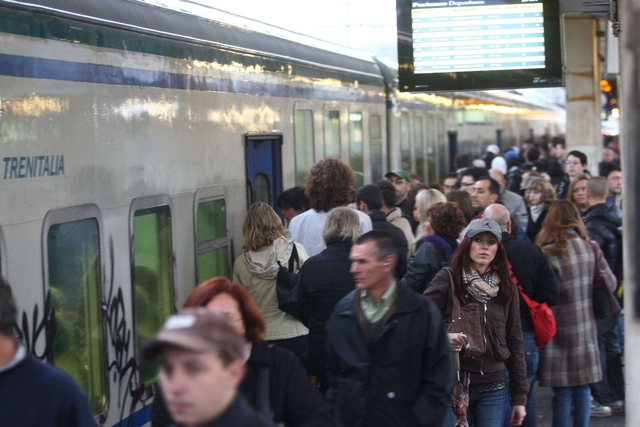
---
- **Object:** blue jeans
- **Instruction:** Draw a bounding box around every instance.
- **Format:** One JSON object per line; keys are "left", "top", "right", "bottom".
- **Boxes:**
{"left": 551, "top": 385, "right": 590, "bottom": 427}
{"left": 468, "top": 388, "right": 509, "bottom": 427}
{"left": 502, "top": 332, "right": 538, "bottom": 427}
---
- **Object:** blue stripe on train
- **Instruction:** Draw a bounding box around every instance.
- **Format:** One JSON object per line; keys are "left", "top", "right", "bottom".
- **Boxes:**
{"left": 110, "top": 405, "right": 152, "bottom": 427}
{"left": 0, "top": 53, "right": 384, "bottom": 103}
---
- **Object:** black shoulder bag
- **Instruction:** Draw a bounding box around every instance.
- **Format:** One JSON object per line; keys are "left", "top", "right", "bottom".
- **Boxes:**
{"left": 276, "top": 243, "right": 301, "bottom": 319}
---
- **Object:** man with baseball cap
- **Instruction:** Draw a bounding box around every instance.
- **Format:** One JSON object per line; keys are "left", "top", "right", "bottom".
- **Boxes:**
{"left": 143, "top": 308, "right": 275, "bottom": 427}
{"left": 385, "top": 169, "right": 411, "bottom": 211}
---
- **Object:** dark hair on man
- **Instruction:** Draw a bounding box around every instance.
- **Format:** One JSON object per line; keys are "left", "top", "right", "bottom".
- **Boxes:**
{"left": 567, "top": 150, "right": 587, "bottom": 166}
{"left": 446, "top": 171, "right": 458, "bottom": 180}
{"left": 454, "top": 154, "right": 474, "bottom": 170}
{"left": 477, "top": 176, "right": 501, "bottom": 196}
{"left": 305, "top": 158, "right": 355, "bottom": 211}
{"left": 600, "top": 162, "right": 621, "bottom": 178}
{"left": 0, "top": 277, "right": 17, "bottom": 336}
{"left": 526, "top": 147, "right": 540, "bottom": 163}
{"left": 458, "top": 167, "right": 487, "bottom": 184}
{"left": 277, "top": 187, "right": 310, "bottom": 212}
{"left": 410, "top": 173, "right": 423, "bottom": 183}
{"left": 356, "top": 230, "right": 398, "bottom": 263}
{"left": 373, "top": 180, "right": 397, "bottom": 208}
{"left": 355, "top": 185, "right": 382, "bottom": 212}
{"left": 532, "top": 160, "right": 548, "bottom": 173}
{"left": 553, "top": 138, "right": 565, "bottom": 149}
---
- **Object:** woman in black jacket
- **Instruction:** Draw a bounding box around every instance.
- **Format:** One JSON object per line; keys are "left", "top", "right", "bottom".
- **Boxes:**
{"left": 151, "top": 277, "right": 332, "bottom": 427}
{"left": 401, "top": 202, "right": 466, "bottom": 294}
{"left": 297, "top": 206, "right": 361, "bottom": 392}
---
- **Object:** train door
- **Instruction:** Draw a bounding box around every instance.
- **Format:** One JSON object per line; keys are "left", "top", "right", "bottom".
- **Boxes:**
{"left": 245, "top": 133, "right": 284, "bottom": 214}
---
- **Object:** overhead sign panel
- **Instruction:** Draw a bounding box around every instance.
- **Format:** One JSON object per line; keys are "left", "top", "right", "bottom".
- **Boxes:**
{"left": 397, "top": 0, "right": 563, "bottom": 92}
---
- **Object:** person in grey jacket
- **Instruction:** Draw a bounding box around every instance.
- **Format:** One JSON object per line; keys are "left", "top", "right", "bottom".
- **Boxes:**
{"left": 401, "top": 202, "right": 466, "bottom": 294}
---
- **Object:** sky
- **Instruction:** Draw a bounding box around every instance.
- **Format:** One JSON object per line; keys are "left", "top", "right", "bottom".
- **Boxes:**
{"left": 171, "top": 0, "right": 400, "bottom": 59}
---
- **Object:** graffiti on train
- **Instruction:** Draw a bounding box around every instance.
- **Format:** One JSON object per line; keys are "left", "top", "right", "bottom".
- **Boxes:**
{"left": 104, "top": 237, "right": 148, "bottom": 426}
{"left": 13, "top": 290, "right": 55, "bottom": 362}
{"left": 3, "top": 155, "right": 65, "bottom": 179}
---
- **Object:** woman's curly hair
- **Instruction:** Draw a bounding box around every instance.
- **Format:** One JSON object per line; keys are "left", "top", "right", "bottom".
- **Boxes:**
{"left": 426, "top": 202, "right": 466, "bottom": 238}
{"left": 305, "top": 158, "right": 355, "bottom": 211}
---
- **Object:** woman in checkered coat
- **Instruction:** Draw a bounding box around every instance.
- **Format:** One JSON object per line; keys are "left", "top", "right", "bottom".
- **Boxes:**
{"left": 535, "top": 200, "right": 616, "bottom": 427}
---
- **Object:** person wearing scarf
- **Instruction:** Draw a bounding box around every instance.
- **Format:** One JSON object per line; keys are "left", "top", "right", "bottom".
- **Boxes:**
{"left": 425, "top": 218, "right": 529, "bottom": 427}
{"left": 401, "top": 202, "right": 466, "bottom": 294}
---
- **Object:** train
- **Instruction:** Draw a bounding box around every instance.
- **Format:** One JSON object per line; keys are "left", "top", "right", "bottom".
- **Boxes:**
{"left": 0, "top": 0, "right": 565, "bottom": 425}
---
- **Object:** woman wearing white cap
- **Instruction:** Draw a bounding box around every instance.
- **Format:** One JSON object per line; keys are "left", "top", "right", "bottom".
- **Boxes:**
{"left": 425, "top": 218, "right": 528, "bottom": 427}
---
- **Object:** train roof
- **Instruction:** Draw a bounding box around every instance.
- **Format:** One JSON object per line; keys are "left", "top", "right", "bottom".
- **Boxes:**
{"left": 0, "top": 0, "right": 383, "bottom": 80}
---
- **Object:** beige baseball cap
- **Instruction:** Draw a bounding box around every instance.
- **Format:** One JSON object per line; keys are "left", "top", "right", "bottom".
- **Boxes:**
{"left": 141, "top": 307, "right": 246, "bottom": 361}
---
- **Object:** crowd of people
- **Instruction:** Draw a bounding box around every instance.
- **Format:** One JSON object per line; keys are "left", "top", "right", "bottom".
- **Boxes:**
{"left": 0, "top": 138, "right": 624, "bottom": 427}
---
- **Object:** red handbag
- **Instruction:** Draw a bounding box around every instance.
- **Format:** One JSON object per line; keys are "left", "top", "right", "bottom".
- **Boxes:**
{"left": 517, "top": 285, "right": 556, "bottom": 347}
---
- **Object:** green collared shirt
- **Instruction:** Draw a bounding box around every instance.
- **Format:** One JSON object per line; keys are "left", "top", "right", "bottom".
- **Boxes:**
{"left": 360, "top": 280, "right": 397, "bottom": 323}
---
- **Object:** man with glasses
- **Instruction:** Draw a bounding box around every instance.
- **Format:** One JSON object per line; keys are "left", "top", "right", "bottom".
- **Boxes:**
{"left": 385, "top": 169, "right": 411, "bottom": 212}
{"left": 457, "top": 167, "right": 487, "bottom": 195}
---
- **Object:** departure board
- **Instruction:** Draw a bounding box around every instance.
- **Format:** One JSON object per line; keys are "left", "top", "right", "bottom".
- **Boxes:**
{"left": 396, "top": 0, "right": 562, "bottom": 92}
{"left": 412, "top": 0, "right": 545, "bottom": 73}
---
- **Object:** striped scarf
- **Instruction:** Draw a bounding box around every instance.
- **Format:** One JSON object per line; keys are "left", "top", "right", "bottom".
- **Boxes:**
{"left": 462, "top": 268, "right": 500, "bottom": 303}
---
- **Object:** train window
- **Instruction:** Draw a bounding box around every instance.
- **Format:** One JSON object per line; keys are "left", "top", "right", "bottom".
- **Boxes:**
{"left": 294, "top": 109, "right": 314, "bottom": 186}
{"left": 131, "top": 196, "right": 175, "bottom": 388}
{"left": 426, "top": 115, "right": 437, "bottom": 184}
{"left": 349, "top": 112, "right": 364, "bottom": 188}
{"left": 370, "top": 114, "right": 383, "bottom": 181}
{"left": 43, "top": 205, "right": 106, "bottom": 415}
{"left": 324, "top": 110, "right": 341, "bottom": 158}
{"left": 255, "top": 173, "right": 271, "bottom": 205}
{"left": 401, "top": 113, "right": 411, "bottom": 171}
{"left": 414, "top": 116, "right": 425, "bottom": 181}
{"left": 195, "top": 187, "right": 230, "bottom": 283}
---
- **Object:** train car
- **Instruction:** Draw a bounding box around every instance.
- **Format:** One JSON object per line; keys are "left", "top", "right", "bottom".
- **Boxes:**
{"left": 0, "top": 0, "right": 564, "bottom": 426}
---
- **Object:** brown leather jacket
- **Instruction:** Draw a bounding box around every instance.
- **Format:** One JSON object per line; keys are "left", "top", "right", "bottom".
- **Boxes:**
{"left": 424, "top": 268, "right": 529, "bottom": 406}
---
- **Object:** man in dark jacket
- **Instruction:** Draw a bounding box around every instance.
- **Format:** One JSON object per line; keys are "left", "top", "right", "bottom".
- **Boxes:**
{"left": 0, "top": 278, "right": 93, "bottom": 427}
{"left": 356, "top": 184, "right": 409, "bottom": 278}
{"left": 326, "top": 231, "right": 454, "bottom": 427}
{"left": 483, "top": 204, "right": 560, "bottom": 427}
{"left": 583, "top": 177, "right": 625, "bottom": 415}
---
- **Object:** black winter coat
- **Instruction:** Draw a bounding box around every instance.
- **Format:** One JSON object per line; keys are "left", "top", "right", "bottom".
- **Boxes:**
{"left": 297, "top": 237, "right": 355, "bottom": 379}
{"left": 500, "top": 232, "right": 560, "bottom": 333}
{"left": 526, "top": 208, "right": 547, "bottom": 243}
{"left": 369, "top": 212, "right": 408, "bottom": 278}
{"left": 583, "top": 203, "right": 623, "bottom": 282}
{"left": 151, "top": 340, "right": 332, "bottom": 427}
{"left": 326, "top": 285, "right": 454, "bottom": 427}
{"left": 401, "top": 236, "right": 457, "bottom": 294}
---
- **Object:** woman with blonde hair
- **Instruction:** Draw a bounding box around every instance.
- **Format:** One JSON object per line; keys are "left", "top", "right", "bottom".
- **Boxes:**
{"left": 567, "top": 173, "right": 590, "bottom": 213}
{"left": 414, "top": 189, "right": 447, "bottom": 247}
{"left": 536, "top": 200, "right": 616, "bottom": 427}
{"left": 233, "top": 202, "right": 310, "bottom": 368}
{"left": 298, "top": 206, "right": 361, "bottom": 391}
{"left": 525, "top": 177, "right": 556, "bottom": 242}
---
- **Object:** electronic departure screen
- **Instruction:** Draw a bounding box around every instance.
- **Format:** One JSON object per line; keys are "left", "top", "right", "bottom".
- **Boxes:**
{"left": 396, "top": 0, "right": 563, "bottom": 92}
